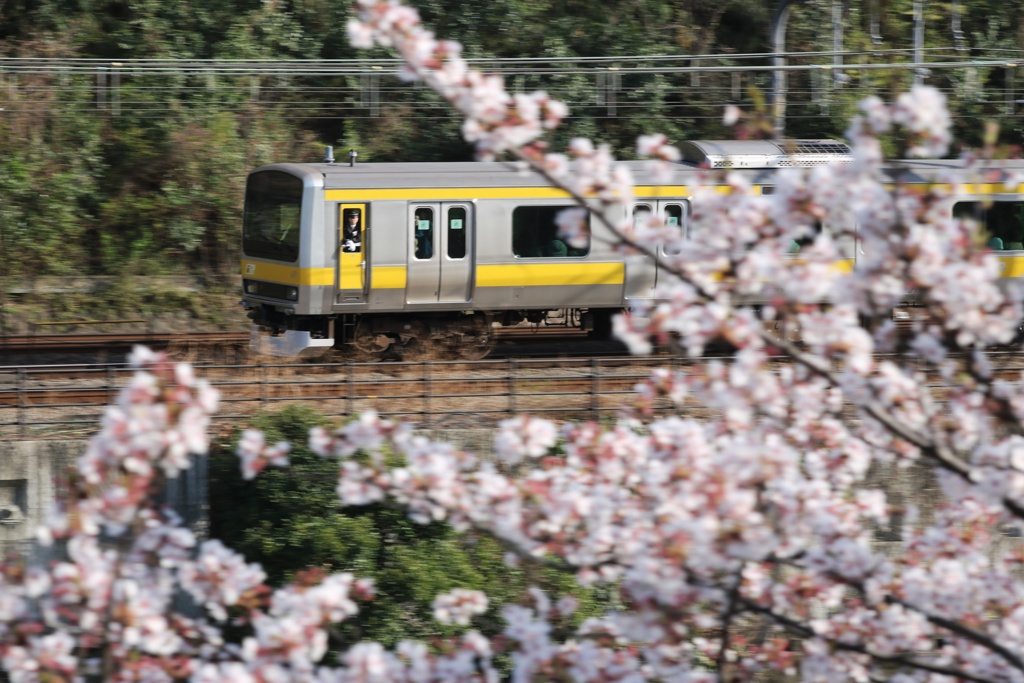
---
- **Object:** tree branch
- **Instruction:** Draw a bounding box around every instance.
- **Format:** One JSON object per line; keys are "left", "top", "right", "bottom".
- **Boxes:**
{"left": 735, "top": 594, "right": 1002, "bottom": 683}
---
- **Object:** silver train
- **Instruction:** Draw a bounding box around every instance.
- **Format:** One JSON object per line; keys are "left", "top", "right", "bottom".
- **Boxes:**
{"left": 240, "top": 140, "right": 1024, "bottom": 360}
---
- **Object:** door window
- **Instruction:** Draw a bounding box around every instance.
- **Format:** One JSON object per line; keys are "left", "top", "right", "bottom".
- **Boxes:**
{"left": 447, "top": 207, "right": 467, "bottom": 259}
{"left": 414, "top": 208, "right": 434, "bottom": 259}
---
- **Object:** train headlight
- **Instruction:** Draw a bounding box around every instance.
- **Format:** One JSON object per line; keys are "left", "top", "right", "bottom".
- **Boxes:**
{"left": 243, "top": 279, "right": 297, "bottom": 302}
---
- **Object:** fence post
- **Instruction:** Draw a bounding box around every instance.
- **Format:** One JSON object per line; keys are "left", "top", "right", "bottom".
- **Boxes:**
{"left": 107, "top": 365, "right": 116, "bottom": 406}
{"left": 345, "top": 360, "right": 352, "bottom": 418}
{"left": 424, "top": 360, "right": 432, "bottom": 423}
{"left": 259, "top": 359, "right": 267, "bottom": 407}
{"left": 591, "top": 357, "right": 599, "bottom": 417}
{"left": 508, "top": 358, "right": 517, "bottom": 417}
{"left": 17, "top": 367, "right": 25, "bottom": 438}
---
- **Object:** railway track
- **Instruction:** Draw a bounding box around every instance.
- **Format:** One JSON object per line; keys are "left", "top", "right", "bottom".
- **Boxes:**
{"left": 0, "top": 325, "right": 592, "bottom": 358}
{"left": 0, "top": 331, "right": 250, "bottom": 352}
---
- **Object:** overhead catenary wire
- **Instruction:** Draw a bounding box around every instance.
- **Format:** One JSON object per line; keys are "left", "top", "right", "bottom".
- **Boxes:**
{"left": 2, "top": 50, "right": 1020, "bottom": 126}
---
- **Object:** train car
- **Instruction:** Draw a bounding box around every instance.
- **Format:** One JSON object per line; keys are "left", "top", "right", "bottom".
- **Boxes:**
{"left": 239, "top": 141, "right": 1024, "bottom": 360}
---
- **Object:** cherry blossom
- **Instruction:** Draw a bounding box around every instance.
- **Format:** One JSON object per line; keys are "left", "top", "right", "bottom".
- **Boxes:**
{"left": 236, "top": 429, "right": 291, "bottom": 480}
{"left": 4, "top": 3, "right": 1024, "bottom": 682}
{"left": 432, "top": 589, "right": 489, "bottom": 626}
{"left": 328, "top": 4, "right": 1024, "bottom": 681}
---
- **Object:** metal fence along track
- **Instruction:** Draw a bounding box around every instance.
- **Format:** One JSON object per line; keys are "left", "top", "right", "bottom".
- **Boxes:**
{"left": 0, "top": 357, "right": 685, "bottom": 440}
{"left": 6, "top": 352, "right": 1017, "bottom": 440}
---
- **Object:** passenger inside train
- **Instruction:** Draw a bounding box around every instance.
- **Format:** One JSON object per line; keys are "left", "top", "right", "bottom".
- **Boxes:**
{"left": 956, "top": 201, "right": 1024, "bottom": 250}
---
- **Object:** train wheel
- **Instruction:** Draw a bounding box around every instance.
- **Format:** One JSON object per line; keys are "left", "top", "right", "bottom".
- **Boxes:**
{"left": 455, "top": 315, "right": 494, "bottom": 360}
{"left": 456, "top": 332, "right": 494, "bottom": 360}
{"left": 350, "top": 322, "right": 390, "bottom": 362}
{"left": 395, "top": 338, "right": 438, "bottom": 362}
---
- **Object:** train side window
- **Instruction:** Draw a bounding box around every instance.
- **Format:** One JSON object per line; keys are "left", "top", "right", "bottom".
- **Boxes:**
{"left": 955, "top": 200, "right": 1024, "bottom": 250}
{"left": 512, "top": 205, "right": 590, "bottom": 258}
{"left": 633, "top": 204, "right": 653, "bottom": 226}
{"left": 664, "top": 204, "right": 685, "bottom": 233}
{"left": 414, "top": 207, "right": 434, "bottom": 259}
{"left": 664, "top": 202, "right": 688, "bottom": 254}
{"left": 447, "top": 207, "right": 467, "bottom": 259}
{"left": 788, "top": 220, "right": 823, "bottom": 253}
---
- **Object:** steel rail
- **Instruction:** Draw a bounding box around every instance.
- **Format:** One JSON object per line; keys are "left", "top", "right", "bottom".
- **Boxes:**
{"left": 0, "top": 331, "right": 250, "bottom": 352}
{"left": 0, "top": 326, "right": 590, "bottom": 356}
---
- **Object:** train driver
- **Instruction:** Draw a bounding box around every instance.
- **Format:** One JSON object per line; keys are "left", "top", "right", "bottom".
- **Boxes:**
{"left": 343, "top": 209, "right": 362, "bottom": 253}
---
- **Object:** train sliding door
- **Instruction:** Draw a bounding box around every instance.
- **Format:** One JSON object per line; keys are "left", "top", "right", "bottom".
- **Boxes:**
{"left": 406, "top": 202, "right": 474, "bottom": 304}
{"left": 655, "top": 201, "right": 688, "bottom": 289}
{"left": 338, "top": 203, "right": 367, "bottom": 303}
{"left": 626, "top": 201, "right": 689, "bottom": 299}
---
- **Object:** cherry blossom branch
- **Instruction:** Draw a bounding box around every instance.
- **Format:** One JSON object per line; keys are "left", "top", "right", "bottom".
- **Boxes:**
{"left": 733, "top": 595, "right": 1002, "bottom": 683}
{"left": 715, "top": 569, "right": 744, "bottom": 683}
{"left": 763, "top": 331, "right": 1024, "bottom": 520}
{"left": 763, "top": 550, "right": 1024, "bottom": 679}
{"left": 883, "top": 594, "right": 1024, "bottom": 674}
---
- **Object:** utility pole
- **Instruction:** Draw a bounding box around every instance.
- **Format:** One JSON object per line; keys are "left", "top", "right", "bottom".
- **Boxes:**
{"left": 771, "top": 0, "right": 796, "bottom": 138}
{"left": 913, "top": 0, "right": 927, "bottom": 84}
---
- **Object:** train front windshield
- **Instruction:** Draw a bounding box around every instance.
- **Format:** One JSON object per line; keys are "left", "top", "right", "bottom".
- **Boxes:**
{"left": 243, "top": 170, "right": 303, "bottom": 262}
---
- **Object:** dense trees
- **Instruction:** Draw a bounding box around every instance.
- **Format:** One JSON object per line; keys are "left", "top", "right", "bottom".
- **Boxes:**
{"left": 1, "top": 0, "right": 1022, "bottom": 284}
{"left": 208, "top": 407, "right": 610, "bottom": 650}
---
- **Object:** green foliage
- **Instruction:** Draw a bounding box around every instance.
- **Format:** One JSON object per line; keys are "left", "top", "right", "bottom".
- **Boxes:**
{"left": 208, "top": 406, "right": 609, "bottom": 648}
{"left": 2, "top": 0, "right": 1024, "bottom": 287}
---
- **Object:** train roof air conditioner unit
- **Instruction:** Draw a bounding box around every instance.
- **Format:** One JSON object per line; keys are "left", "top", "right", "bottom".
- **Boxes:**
{"left": 679, "top": 139, "right": 853, "bottom": 169}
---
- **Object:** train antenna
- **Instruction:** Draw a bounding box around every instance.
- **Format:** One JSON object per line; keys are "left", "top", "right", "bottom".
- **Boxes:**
{"left": 349, "top": 149, "right": 358, "bottom": 167}
{"left": 324, "top": 146, "right": 335, "bottom": 164}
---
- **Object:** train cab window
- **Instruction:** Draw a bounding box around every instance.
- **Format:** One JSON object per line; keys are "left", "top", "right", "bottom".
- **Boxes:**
{"left": 447, "top": 207, "right": 467, "bottom": 259}
{"left": 512, "top": 205, "right": 590, "bottom": 258}
{"left": 414, "top": 208, "right": 434, "bottom": 259}
{"left": 955, "top": 201, "right": 1024, "bottom": 251}
{"left": 243, "top": 170, "right": 303, "bottom": 262}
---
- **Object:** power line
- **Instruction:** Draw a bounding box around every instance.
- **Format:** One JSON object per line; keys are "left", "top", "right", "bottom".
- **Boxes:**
{"left": 0, "top": 49, "right": 1020, "bottom": 76}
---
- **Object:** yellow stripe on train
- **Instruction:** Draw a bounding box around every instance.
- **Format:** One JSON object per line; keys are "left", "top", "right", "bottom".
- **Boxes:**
{"left": 240, "top": 261, "right": 626, "bottom": 289}
{"left": 371, "top": 266, "right": 407, "bottom": 289}
{"left": 241, "top": 261, "right": 334, "bottom": 286}
{"left": 997, "top": 256, "right": 1024, "bottom": 278}
{"left": 243, "top": 259, "right": 871, "bottom": 290}
{"left": 324, "top": 185, "right": 727, "bottom": 202}
{"left": 477, "top": 262, "right": 626, "bottom": 287}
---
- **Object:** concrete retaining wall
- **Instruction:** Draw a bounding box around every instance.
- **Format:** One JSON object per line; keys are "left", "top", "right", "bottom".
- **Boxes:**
{"left": 0, "top": 441, "right": 80, "bottom": 558}
{"left": 0, "top": 441, "right": 212, "bottom": 560}
{"left": 0, "top": 432, "right": 489, "bottom": 560}
{"left": 0, "top": 432, "right": 965, "bottom": 564}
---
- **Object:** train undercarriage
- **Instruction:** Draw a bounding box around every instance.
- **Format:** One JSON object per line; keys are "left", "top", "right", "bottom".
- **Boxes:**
{"left": 247, "top": 305, "right": 617, "bottom": 362}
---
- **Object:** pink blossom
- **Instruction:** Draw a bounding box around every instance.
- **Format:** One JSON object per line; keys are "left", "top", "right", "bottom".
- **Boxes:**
{"left": 723, "top": 104, "right": 742, "bottom": 126}
{"left": 236, "top": 429, "right": 291, "bottom": 480}
{"left": 493, "top": 415, "right": 559, "bottom": 465}
{"left": 432, "top": 589, "right": 489, "bottom": 625}
{"left": 6, "top": 3, "right": 1024, "bottom": 681}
